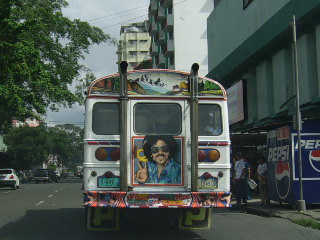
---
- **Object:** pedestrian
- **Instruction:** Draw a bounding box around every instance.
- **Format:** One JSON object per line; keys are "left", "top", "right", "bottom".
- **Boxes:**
{"left": 233, "top": 153, "right": 247, "bottom": 205}
{"left": 257, "top": 156, "right": 268, "bottom": 205}
{"left": 243, "top": 158, "right": 251, "bottom": 200}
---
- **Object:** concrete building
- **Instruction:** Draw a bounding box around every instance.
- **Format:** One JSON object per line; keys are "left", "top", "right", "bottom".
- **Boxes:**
{"left": 207, "top": 0, "right": 320, "bottom": 134}
{"left": 117, "top": 21, "right": 151, "bottom": 71}
{"left": 148, "top": 0, "right": 214, "bottom": 76}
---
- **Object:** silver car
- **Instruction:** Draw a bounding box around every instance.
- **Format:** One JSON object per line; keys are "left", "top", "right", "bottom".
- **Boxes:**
{"left": 0, "top": 169, "right": 20, "bottom": 190}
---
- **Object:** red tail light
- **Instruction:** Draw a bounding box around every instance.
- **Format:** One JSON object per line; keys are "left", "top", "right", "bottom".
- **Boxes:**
{"left": 9, "top": 175, "right": 14, "bottom": 179}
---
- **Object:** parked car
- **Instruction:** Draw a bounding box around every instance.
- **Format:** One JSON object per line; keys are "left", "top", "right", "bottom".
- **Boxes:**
{"left": 54, "top": 171, "right": 61, "bottom": 181}
{"left": 0, "top": 169, "right": 20, "bottom": 190}
{"left": 34, "top": 169, "right": 59, "bottom": 183}
{"left": 21, "top": 170, "right": 34, "bottom": 183}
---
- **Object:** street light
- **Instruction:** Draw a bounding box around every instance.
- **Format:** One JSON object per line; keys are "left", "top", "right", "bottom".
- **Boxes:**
{"left": 292, "top": 15, "right": 306, "bottom": 211}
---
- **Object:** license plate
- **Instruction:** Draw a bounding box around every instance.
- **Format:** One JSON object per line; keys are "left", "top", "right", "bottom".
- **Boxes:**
{"left": 0, "top": 176, "right": 5, "bottom": 179}
{"left": 98, "top": 177, "right": 120, "bottom": 188}
{"left": 198, "top": 178, "right": 218, "bottom": 189}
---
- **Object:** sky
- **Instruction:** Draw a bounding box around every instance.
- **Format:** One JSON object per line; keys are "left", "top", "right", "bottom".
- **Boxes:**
{"left": 45, "top": 0, "right": 150, "bottom": 127}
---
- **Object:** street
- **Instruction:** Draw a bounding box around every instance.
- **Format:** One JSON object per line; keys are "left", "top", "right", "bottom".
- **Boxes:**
{"left": 0, "top": 180, "right": 319, "bottom": 240}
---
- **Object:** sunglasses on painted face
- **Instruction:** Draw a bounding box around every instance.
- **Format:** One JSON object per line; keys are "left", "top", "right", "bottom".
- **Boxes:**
{"left": 151, "top": 145, "right": 169, "bottom": 154}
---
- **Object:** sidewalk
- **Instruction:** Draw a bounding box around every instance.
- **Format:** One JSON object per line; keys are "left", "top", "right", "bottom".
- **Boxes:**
{"left": 231, "top": 197, "right": 320, "bottom": 229}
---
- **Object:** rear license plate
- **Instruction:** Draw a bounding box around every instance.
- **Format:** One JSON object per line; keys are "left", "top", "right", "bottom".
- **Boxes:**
{"left": 198, "top": 178, "right": 218, "bottom": 189}
{"left": 98, "top": 177, "right": 120, "bottom": 188}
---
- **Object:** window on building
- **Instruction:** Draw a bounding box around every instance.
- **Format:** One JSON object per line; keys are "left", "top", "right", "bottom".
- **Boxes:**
{"left": 130, "top": 62, "right": 138, "bottom": 68}
{"left": 243, "top": 0, "right": 254, "bottom": 10}
{"left": 129, "top": 51, "right": 138, "bottom": 56}
{"left": 168, "top": 6, "right": 173, "bottom": 14}
{"left": 140, "top": 40, "right": 148, "bottom": 43}
{"left": 129, "top": 40, "right": 138, "bottom": 44}
{"left": 168, "top": 31, "right": 174, "bottom": 40}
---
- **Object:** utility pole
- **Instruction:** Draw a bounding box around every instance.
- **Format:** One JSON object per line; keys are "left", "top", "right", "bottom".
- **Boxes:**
{"left": 292, "top": 15, "right": 306, "bottom": 211}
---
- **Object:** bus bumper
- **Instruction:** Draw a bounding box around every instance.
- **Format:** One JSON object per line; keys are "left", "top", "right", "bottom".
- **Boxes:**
{"left": 83, "top": 191, "right": 231, "bottom": 208}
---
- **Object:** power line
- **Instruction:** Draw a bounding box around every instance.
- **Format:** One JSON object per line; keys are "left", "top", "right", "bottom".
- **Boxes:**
{"left": 87, "top": 5, "right": 149, "bottom": 22}
{"left": 101, "top": 14, "right": 148, "bottom": 29}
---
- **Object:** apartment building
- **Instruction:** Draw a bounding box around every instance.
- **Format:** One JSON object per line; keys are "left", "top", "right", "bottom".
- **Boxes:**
{"left": 117, "top": 21, "right": 151, "bottom": 71}
{"left": 148, "top": 0, "right": 214, "bottom": 76}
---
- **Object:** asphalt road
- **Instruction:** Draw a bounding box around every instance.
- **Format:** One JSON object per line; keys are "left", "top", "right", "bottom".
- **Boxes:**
{"left": 0, "top": 180, "right": 319, "bottom": 240}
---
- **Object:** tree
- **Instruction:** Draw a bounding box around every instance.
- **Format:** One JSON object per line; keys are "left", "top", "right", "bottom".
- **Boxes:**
{"left": 3, "top": 125, "right": 50, "bottom": 169}
{"left": 0, "top": 0, "right": 115, "bottom": 131}
{"left": 3, "top": 124, "right": 84, "bottom": 169}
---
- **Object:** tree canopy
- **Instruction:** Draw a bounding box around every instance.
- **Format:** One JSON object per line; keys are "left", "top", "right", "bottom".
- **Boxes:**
{"left": 3, "top": 124, "right": 83, "bottom": 169}
{"left": 0, "top": 0, "right": 114, "bottom": 131}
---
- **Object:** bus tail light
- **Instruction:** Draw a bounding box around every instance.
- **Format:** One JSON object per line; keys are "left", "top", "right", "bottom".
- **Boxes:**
{"left": 208, "top": 149, "right": 220, "bottom": 162}
{"left": 9, "top": 175, "right": 14, "bottom": 179}
{"left": 110, "top": 148, "right": 120, "bottom": 161}
{"left": 95, "top": 148, "right": 107, "bottom": 161}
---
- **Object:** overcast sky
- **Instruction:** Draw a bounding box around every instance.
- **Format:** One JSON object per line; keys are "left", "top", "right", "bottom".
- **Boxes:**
{"left": 45, "top": 0, "right": 150, "bottom": 126}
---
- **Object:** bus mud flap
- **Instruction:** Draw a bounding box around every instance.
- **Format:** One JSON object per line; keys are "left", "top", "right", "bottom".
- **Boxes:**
{"left": 86, "top": 207, "right": 119, "bottom": 231}
{"left": 179, "top": 208, "right": 211, "bottom": 230}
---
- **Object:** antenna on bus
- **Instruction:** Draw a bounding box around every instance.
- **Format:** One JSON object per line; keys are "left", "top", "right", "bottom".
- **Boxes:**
{"left": 120, "top": 61, "right": 128, "bottom": 74}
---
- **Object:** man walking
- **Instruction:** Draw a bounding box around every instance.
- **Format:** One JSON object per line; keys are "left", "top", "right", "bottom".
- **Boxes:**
{"left": 233, "top": 154, "right": 247, "bottom": 205}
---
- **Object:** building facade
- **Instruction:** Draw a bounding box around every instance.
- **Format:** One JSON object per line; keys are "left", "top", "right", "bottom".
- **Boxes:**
{"left": 148, "top": 0, "right": 214, "bottom": 76}
{"left": 117, "top": 21, "right": 151, "bottom": 71}
{"left": 207, "top": 0, "right": 320, "bottom": 133}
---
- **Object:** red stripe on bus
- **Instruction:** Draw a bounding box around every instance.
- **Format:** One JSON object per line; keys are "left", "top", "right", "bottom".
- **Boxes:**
{"left": 198, "top": 141, "right": 230, "bottom": 146}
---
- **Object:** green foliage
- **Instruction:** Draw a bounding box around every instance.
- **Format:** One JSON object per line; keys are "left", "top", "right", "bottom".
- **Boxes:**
{"left": 291, "top": 218, "right": 320, "bottom": 230}
{"left": 3, "top": 124, "right": 83, "bottom": 169}
{"left": 134, "top": 59, "right": 152, "bottom": 70}
{"left": 0, "top": 0, "right": 114, "bottom": 131}
{"left": 204, "top": 81, "right": 220, "bottom": 91}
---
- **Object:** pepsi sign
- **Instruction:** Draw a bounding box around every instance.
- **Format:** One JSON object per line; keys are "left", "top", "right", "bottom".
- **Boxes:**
{"left": 292, "top": 134, "right": 320, "bottom": 180}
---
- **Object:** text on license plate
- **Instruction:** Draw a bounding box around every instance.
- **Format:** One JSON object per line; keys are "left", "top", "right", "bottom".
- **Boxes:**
{"left": 198, "top": 178, "right": 218, "bottom": 189}
{"left": 98, "top": 177, "right": 120, "bottom": 188}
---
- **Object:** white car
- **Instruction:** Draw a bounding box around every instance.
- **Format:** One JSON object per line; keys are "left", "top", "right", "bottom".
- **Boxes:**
{"left": 0, "top": 169, "right": 20, "bottom": 190}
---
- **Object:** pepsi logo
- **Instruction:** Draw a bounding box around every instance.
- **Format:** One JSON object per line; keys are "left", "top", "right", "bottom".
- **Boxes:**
{"left": 275, "top": 162, "right": 291, "bottom": 200}
{"left": 309, "top": 150, "right": 320, "bottom": 173}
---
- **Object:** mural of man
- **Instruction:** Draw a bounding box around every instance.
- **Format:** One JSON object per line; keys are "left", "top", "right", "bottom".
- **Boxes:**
{"left": 135, "top": 135, "right": 181, "bottom": 184}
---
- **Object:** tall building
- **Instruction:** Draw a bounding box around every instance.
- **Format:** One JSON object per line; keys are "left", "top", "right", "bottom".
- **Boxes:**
{"left": 207, "top": 0, "right": 320, "bottom": 134}
{"left": 148, "top": 0, "right": 214, "bottom": 76}
{"left": 117, "top": 21, "right": 151, "bottom": 71}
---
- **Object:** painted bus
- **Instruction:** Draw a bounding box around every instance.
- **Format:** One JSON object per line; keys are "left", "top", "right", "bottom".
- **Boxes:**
{"left": 83, "top": 62, "right": 231, "bottom": 230}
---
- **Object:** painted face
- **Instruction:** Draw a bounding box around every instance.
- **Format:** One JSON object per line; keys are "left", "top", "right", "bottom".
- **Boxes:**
{"left": 151, "top": 140, "right": 170, "bottom": 165}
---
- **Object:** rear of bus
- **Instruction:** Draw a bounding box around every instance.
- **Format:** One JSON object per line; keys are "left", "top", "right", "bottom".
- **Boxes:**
{"left": 83, "top": 68, "right": 231, "bottom": 230}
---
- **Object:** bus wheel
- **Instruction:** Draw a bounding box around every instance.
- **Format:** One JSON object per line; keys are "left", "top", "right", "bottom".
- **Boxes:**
{"left": 179, "top": 208, "right": 212, "bottom": 230}
{"left": 86, "top": 207, "right": 119, "bottom": 231}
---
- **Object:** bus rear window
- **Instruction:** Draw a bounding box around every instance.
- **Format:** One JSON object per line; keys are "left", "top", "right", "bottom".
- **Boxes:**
{"left": 199, "top": 104, "right": 222, "bottom": 136}
{"left": 92, "top": 103, "right": 119, "bottom": 135}
{"left": 134, "top": 103, "right": 182, "bottom": 135}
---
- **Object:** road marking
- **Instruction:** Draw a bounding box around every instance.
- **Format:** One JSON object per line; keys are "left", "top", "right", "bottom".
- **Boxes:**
{"left": 55, "top": 190, "right": 59, "bottom": 193}
{"left": 48, "top": 195, "right": 53, "bottom": 198}
{"left": 36, "top": 201, "right": 44, "bottom": 206}
{"left": 4, "top": 192, "right": 9, "bottom": 194}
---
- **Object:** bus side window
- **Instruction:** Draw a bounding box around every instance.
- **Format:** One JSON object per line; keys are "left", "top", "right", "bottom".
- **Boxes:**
{"left": 199, "top": 104, "right": 222, "bottom": 136}
{"left": 92, "top": 103, "right": 119, "bottom": 135}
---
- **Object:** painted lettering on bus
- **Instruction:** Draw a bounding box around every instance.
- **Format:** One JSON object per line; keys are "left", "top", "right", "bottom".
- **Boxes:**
{"left": 268, "top": 145, "right": 289, "bottom": 162}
